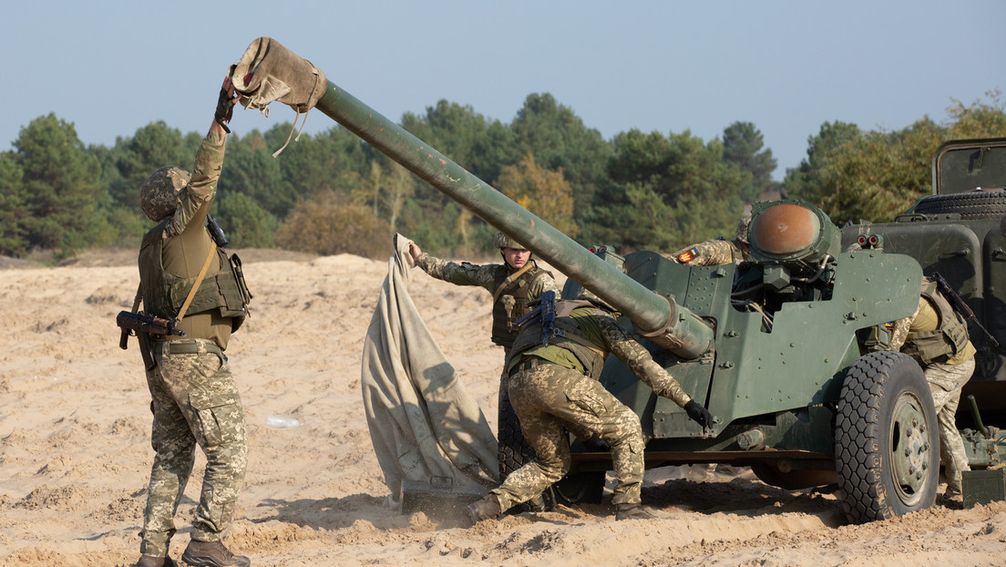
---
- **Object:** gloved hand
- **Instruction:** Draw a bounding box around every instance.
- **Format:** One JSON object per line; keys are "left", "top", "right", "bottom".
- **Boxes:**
{"left": 684, "top": 400, "right": 714, "bottom": 428}
{"left": 214, "top": 76, "right": 238, "bottom": 133}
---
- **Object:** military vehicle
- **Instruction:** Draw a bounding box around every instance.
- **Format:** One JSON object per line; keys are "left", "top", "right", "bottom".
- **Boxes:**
{"left": 230, "top": 37, "right": 1001, "bottom": 523}
{"left": 840, "top": 138, "right": 1006, "bottom": 472}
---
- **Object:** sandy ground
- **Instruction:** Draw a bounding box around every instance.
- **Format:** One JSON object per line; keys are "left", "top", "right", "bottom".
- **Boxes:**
{"left": 1, "top": 251, "right": 1005, "bottom": 566}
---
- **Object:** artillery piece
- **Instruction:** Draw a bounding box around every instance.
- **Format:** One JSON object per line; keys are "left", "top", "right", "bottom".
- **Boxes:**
{"left": 231, "top": 37, "right": 947, "bottom": 522}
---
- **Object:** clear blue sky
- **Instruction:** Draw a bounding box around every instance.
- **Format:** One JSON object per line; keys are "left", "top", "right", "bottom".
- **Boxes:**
{"left": 2, "top": 1, "right": 1003, "bottom": 180}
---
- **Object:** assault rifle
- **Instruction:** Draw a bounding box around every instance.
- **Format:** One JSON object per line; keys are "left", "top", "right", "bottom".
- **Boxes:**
{"left": 932, "top": 272, "right": 1000, "bottom": 349}
{"left": 117, "top": 311, "right": 185, "bottom": 369}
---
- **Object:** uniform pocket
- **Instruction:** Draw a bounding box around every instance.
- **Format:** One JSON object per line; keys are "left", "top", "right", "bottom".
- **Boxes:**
{"left": 565, "top": 389, "right": 609, "bottom": 418}
{"left": 189, "top": 388, "right": 242, "bottom": 448}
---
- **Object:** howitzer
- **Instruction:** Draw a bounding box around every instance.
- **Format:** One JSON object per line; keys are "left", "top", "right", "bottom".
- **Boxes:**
{"left": 234, "top": 37, "right": 939, "bottom": 524}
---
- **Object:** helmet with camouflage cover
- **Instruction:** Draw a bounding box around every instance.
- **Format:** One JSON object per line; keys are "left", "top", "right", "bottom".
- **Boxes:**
{"left": 493, "top": 231, "right": 528, "bottom": 251}
{"left": 735, "top": 209, "right": 753, "bottom": 244}
{"left": 577, "top": 287, "right": 617, "bottom": 313}
{"left": 140, "top": 166, "right": 191, "bottom": 221}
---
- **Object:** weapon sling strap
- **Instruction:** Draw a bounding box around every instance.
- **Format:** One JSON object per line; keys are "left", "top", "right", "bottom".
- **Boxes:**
{"left": 492, "top": 261, "right": 534, "bottom": 304}
{"left": 175, "top": 242, "right": 218, "bottom": 323}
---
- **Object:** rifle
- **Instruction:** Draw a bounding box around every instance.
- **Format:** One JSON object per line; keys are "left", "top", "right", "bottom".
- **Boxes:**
{"left": 116, "top": 311, "right": 186, "bottom": 369}
{"left": 206, "top": 214, "right": 229, "bottom": 248}
{"left": 932, "top": 272, "right": 1000, "bottom": 349}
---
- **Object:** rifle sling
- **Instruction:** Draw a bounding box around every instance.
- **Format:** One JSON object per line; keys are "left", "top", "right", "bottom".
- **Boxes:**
{"left": 493, "top": 261, "right": 534, "bottom": 304}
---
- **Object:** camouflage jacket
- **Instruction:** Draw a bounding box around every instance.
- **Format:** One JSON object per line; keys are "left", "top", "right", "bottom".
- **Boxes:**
{"left": 670, "top": 238, "right": 747, "bottom": 266}
{"left": 513, "top": 305, "right": 693, "bottom": 408}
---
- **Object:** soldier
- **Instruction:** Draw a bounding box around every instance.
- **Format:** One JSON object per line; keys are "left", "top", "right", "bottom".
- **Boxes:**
{"left": 131, "top": 77, "right": 252, "bottom": 567}
{"left": 886, "top": 277, "right": 976, "bottom": 504}
{"left": 409, "top": 232, "right": 561, "bottom": 503}
{"left": 465, "top": 291, "right": 714, "bottom": 523}
{"left": 408, "top": 231, "right": 560, "bottom": 353}
{"left": 669, "top": 210, "right": 752, "bottom": 266}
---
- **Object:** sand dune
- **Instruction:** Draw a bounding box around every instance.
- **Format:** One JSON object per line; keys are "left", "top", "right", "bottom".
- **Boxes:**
{"left": 1, "top": 253, "right": 1004, "bottom": 566}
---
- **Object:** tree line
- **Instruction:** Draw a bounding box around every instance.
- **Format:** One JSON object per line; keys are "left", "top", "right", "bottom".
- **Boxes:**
{"left": 0, "top": 93, "right": 1003, "bottom": 260}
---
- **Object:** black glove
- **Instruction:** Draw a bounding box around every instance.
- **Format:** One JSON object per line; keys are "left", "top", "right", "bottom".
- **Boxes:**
{"left": 214, "top": 87, "right": 237, "bottom": 133}
{"left": 684, "top": 400, "right": 714, "bottom": 428}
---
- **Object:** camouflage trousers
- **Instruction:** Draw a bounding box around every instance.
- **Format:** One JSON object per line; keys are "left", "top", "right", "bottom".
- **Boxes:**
{"left": 140, "top": 339, "right": 248, "bottom": 557}
{"left": 925, "top": 358, "right": 974, "bottom": 494}
{"left": 491, "top": 359, "right": 645, "bottom": 510}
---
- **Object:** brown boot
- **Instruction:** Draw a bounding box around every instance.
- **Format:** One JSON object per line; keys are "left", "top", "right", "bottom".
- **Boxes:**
{"left": 132, "top": 555, "right": 177, "bottom": 567}
{"left": 615, "top": 503, "right": 654, "bottom": 520}
{"left": 181, "top": 540, "right": 250, "bottom": 567}
{"left": 466, "top": 494, "right": 502, "bottom": 524}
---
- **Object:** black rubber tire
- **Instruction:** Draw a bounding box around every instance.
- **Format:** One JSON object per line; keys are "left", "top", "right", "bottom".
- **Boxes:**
{"left": 553, "top": 471, "right": 606, "bottom": 505}
{"left": 751, "top": 464, "right": 837, "bottom": 490}
{"left": 835, "top": 352, "right": 940, "bottom": 523}
{"left": 911, "top": 190, "right": 1006, "bottom": 219}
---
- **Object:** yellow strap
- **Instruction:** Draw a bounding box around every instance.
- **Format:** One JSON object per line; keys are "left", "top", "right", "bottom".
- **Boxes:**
{"left": 130, "top": 283, "right": 142, "bottom": 313}
{"left": 176, "top": 242, "right": 218, "bottom": 323}
{"left": 493, "top": 260, "right": 535, "bottom": 304}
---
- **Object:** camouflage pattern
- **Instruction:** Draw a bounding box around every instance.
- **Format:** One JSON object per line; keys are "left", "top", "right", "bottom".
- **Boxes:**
{"left": 491, "top": 362, "right": 645, "bottom": 510}
{"left": 140, "top": 339, "right": 247, "bottom": 557}
{"left": 670, "top": 238, "right": 746, "bottom": 266}
{"left": 492, "top": 306, "right": 695, "bottom": 511}
{"left": 925, "top": 359, "right": 975, "bottom": 494}
{"left": 735, "top": 210, "right": 752, "bottom": 244}
{"left": 140, "top": 166, "right": 191, "bottom": 222}
{"left": 887, "top": 293, "right": 975, "bottom": 495}
{"left": 492, "top": 231, "right": 528, "bottom": 250}
{"left": 415, "top": 253, "right": 557, "bottom": 296}
{"left": 161, "top": 130, "right": 226, "bottom": 240}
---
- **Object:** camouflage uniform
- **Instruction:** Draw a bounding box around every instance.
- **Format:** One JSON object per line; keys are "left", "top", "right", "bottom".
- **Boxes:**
{"left": 491, "top": 303, "right": 693, "bottom": 510}
{"left": 888, "top": 283, "right": 976, "bottom": 496}
{"left": 414, "top": 254, "right": 559, "bottom": 350}
{"left": 669, "top": 211, "right": 751, "bottom": 266}
{"left": 137, "top": 129, "right": 249, "bottom": 558}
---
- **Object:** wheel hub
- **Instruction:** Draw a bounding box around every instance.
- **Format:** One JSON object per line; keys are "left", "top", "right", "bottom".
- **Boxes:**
{"left": 890, "top": 392, "right": 931, "bottom": 505}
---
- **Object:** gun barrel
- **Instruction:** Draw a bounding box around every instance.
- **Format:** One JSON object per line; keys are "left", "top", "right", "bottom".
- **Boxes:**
{"left": 231, "top": 37, "right": 713, "bottom": 358}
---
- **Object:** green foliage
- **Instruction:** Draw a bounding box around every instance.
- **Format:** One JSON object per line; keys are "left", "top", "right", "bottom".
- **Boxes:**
{"left": 106, "top": 121, "right": 194, "bottom": 209}
{"left": 593, "top": 129, "right": 747, "bottom": 250}
{"left": 217, "top": 191, "right": 280, "bottom": 248}
{"left": 0, "top": 152, "right": 26, "bottom": 256}
{"left": 14, "top": 114, "right": 103, "bottom": 253}
{"left": 785, "top": 96, "right": 1006, "bottom": 223}
{"left": 511, "top": 94, "right": 611, "bottom": 239}
{"left": 722, "top": 121, "right": 778, "bottom": 201}
{"left": 275, "top": 191, "right": 391, "bottom": 259}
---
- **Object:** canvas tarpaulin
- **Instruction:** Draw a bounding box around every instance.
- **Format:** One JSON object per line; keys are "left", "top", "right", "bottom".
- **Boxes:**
{"left": 361, "top": 235, "right": 499, "bottom": 503}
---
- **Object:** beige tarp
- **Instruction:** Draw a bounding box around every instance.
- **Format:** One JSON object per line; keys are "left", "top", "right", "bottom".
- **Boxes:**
{"left": 361, "top": 235, "right": 499, "bottom": 503}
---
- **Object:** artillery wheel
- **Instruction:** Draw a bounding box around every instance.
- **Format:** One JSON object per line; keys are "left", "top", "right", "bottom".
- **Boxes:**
{"left": 553, "top": 471, "right": 606, "bottom": 505}
{"left": 911, "top": 190, "right": 1006, "bottom": 219}
{"left": 835, "top": 352, "right": 939, "bottom": 523}
{"left": 498, "top": 376, "right": 555, "bottom": 512}
{"left": 751, "top": 464, "right": 837, "bottom": 490}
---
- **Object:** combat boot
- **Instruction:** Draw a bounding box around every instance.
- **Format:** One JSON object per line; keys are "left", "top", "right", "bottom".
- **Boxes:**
{"left": 180, "top": 540, "right": 250, "bottom": 567}
{"left": 132, "top": 555, "right": 177, "bottom": 567}
{"left": 466, "top": 494, "right": 502, "bottom": 524}
{"left": 615, "top": 503, "right": 655, "bottom": 521}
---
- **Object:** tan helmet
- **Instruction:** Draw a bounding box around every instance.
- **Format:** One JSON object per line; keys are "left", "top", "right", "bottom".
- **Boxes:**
{"left": 735, "top": 209, "right": 753, "bottom": 244}
{"left": 493, "top": 231, "right": 528, "bottom": 251}
{"left": 140, "top": 166, "right": 191, "bottom": 221}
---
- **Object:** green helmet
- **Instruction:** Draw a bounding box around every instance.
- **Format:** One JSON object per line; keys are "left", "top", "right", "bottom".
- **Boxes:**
{"left": 493, "top": 231, "right": 528, "bottom": 251}
{"left": 140, "top": 166, "right": 190, "bottom": 221}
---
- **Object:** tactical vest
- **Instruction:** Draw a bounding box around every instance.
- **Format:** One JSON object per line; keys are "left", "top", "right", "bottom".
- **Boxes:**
{"left": 901, "top": 279, "right": 970, "bottom": 365}
{"left": 138, "top": 221, "right": 250, "bottom": 331}
{"left": 490, "top": 260, "right": 552, "bottom": 348}
{"left": 507, "top": 300, "right": 607, "bottom": 379}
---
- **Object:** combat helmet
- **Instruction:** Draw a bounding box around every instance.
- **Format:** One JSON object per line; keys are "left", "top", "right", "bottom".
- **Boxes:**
{"left": 140, "top": 166, "right": 191, "bottom": 221}
{"left": 735, "top": 209, "right": 753, "bottom": 244}
{"left": 493, "top": 231, "right": 528, "bottom": 251}
{"left": 577, "top": 287, "right": 617, "bottom": 313}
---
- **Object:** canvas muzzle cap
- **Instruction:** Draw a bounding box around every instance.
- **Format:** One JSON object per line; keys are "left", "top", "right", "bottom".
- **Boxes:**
{"left": 493, "top": 231, "right": 528, "bottom": 251}
{"left": 140, "top": 166, "right": 190, "bottom": 221}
